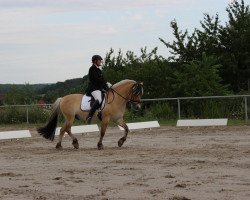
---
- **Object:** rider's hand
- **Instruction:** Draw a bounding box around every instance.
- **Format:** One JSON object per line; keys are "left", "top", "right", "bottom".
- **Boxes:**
{"left": 107, "top": 82, "right": 112, "bottom": 88}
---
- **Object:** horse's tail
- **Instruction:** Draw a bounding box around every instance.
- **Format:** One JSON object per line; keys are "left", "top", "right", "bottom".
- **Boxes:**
{"left": 37, "top": 98, "right": 62, "bottom": 141}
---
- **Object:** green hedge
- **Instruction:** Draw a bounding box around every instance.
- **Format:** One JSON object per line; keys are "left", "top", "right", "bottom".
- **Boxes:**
{"left": 124, "top": 98, "right": 247, "bottom": 122}
{"left": 0, "top": 106, "right": 50, "bottom": 124}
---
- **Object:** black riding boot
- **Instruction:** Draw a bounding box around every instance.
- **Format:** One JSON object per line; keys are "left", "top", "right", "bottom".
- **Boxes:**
{"left": 86, "top": 100, "right": 100, "bottom": 124}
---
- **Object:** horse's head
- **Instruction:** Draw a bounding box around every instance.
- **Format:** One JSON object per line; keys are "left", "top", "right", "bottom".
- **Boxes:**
{"left": 129, "top": 82, "right": 144, "bottom": 110}
{"left": 111, "top": 80, "right": 144, "bottom": 110}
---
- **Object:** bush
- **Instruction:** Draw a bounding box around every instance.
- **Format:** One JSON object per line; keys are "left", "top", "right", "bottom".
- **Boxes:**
{"left": 124, "top": 102, "right": 177, "bottom": 122}
{"left": 0, "top": 105, "right": 51, "bottom": 124}
{"left": 0, "top": 106, "right": 26, "bottom": 124}
{"left": 26, "top": 106, "right": 51, "bottom": 124}
{"left": 179, "top": 98, "right": 244, "bottom": 119}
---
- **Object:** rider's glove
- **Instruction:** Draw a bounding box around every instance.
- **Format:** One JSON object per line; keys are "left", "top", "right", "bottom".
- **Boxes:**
{"left": 107, "top": 82, "right": 112, "bottom": 88}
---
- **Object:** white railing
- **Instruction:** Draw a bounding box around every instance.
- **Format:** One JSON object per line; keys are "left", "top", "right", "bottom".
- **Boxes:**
{"left": 0, "top": 95, "right": 249, "bottom": 124}
{"left": 142, "top": 95, "right": 250, "bottom": 124}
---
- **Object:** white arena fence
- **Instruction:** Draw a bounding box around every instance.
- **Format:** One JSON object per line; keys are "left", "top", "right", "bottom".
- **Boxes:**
{"left": 0, "top": 95, "right": 249, "bottom": 125}
{"left": 142, "top": 95, "right": 250, "bottom": 124}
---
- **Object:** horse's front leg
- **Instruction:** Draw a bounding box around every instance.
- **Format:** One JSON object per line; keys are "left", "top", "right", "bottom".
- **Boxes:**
{"left": 97, "top": 117, "right": 110, "bottom": 150}
{"left": 117, "top": 118, "right": 129, "bottom": 147}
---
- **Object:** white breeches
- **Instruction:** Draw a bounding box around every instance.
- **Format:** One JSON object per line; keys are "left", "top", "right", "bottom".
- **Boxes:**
{"left": 91, "top": 90, "right": 102, "bottom": 103}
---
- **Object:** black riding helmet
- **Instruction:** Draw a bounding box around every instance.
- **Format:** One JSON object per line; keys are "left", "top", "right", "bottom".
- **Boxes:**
{"left": 92, "top": 55, "right": 103, "bottom": 62}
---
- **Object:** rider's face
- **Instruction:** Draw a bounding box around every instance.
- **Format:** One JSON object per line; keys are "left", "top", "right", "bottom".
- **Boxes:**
{"left": 95, "top": 59, "right": 102, "bottom": 67}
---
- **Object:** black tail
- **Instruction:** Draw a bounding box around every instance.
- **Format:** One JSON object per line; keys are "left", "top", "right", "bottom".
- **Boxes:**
{"left": 37, "top": 98, "right": 61, "bottom": 141}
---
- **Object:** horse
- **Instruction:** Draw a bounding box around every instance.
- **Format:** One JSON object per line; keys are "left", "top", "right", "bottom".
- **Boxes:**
{"left": 37, "top": 79, "right": 144, "bottom": 150}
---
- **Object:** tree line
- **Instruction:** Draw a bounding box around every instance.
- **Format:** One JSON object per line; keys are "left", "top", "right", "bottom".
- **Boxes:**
{"left": 102, "top": 0, "right": 250, "bottom": 99}
{"left": 1, "top": 0, "right": 249, "bottom": 105}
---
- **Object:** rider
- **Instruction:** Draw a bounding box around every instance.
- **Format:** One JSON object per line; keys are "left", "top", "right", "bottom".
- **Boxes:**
{"left": 85, "top": 55, "right": 111, "bottom": 124}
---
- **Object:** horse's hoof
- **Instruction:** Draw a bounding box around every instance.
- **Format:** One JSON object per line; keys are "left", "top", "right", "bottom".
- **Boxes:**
{"left": 56, "top": 143, "right": 62, "bottom": 149}
{"left": 97, "top": 143, "right": 104, "bottom": 150}
{"left": 72, "top": 138, "right": 79, "bottom": 149}
{"left": 118, "top": 137, "right": 126, "bottom": 147}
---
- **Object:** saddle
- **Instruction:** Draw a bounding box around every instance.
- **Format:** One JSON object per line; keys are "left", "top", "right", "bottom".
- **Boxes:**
{"left": 80, "top": 92, "right": 105, "bottom": 112}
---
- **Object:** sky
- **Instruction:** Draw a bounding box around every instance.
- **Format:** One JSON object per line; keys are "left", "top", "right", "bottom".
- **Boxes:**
{"left": 0, "top": 0, "right": 235, "bottom": 84}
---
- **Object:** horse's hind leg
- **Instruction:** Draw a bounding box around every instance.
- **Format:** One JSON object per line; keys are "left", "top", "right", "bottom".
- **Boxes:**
{"left": 67, "top": 130, "right": 79, "bottom": 149}
{"left": 65, "top": 123, "right": 79, "bottom": 149}
{"left": 117, "top": 118, "right": 129, "bottom": 147}
{"left": 56, "top": 123, "right": 66, "bottom": 149}
{"left": 61, "top": 112, "right": 79, "bottom": 149}
{"left": 97, "top": 117, "right": 110, "bottom": 150}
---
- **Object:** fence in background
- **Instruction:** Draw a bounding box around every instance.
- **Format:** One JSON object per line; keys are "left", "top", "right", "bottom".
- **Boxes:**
{"left": 142, "top": 95, "right": 250, "bottom": 124}
{"left": 0, "top": 95, "right": 249, "bottom": 124}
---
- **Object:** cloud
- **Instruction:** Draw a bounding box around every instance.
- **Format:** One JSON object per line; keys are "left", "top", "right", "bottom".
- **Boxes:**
{"left": 0, "top": 0, "right": 215, "bottom": 84}
{"left": 0, "top": 0, "right": 195, "bottom": 12}
{"left": 226, "top": 0, "right": 235, "bottom": 3}
{"left": 155, "top": 9, "right": 169, "bottom": 18}
{"left": 131, "top": 13, "right": 144, "bottom": 21}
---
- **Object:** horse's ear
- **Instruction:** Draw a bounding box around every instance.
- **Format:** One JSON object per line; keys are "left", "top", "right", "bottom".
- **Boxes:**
{"left": 140, "top": 82, "right": 143, "bottom": 86}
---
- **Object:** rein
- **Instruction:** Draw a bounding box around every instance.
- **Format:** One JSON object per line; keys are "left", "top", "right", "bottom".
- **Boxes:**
{"left": 106, "top": 84, "right": 141, "bottom": 105}
{"left": 111, "top": 88, "right": 140, "bottom": 103}
{"left": 99, "top": 81, "right": 143, "bottom": 113}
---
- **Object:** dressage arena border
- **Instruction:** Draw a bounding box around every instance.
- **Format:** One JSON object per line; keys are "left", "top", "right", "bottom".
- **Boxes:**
{"left": 0, "top": 130, "right": 31, "bottom": 140}
{"left": 0, "top": 121, "right": 161, "bottom": 140}
{"left": 0, "top": 119, "right": 231, "bottom": 140}
{"left": 55, "top": 124, "right": 99, "bottom": 135}
{"left": 177, "top": 118, "right": 228, "bottom": 127}
{"left": 118, "top": 120, "right": 160, "bottom": 130}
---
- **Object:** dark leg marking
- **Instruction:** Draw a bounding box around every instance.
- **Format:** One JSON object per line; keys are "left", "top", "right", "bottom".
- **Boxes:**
{"left": 72, "top": 138, "right": 79, "bottom": 149}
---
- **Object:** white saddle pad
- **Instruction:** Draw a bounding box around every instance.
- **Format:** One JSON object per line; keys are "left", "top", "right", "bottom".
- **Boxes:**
{"left": 81, "top": 94, "right": 105, "bottom": 111}
{"left": 81, "top": 95, "right": 91, "bottom": 111}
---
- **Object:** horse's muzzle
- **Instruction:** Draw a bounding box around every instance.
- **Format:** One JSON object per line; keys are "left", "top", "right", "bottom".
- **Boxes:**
{"left": 132, "top": 102, "right": 141, "bottom": 111}
{"left": 135, "top": 103, "right": 141, "bottom": 110}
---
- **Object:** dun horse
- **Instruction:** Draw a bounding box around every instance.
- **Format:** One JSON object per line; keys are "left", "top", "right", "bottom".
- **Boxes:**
{"left": 37, "top": 80, "right": 143, "bottom": 150}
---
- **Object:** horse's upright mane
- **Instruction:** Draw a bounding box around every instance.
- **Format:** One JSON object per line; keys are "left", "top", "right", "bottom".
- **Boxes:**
{"left": 112, "top": 79, "right": 135, "bottom": 88}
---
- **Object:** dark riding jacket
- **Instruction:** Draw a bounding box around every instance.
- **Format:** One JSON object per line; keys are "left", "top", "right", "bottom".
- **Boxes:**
{"left": 86, "top": 64, "right": 108, "bottom": 95}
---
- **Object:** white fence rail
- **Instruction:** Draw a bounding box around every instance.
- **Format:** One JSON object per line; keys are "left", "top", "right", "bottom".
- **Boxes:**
{"left": 0, "top": 95, "right": 249, "bottom": 124}
{"left": 142, "top": 95, "right": 250, "bottom": 124}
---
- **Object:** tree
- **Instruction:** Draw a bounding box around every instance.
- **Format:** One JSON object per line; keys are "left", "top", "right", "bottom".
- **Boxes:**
{"left": 170, "top": 53, "right": 229, "bottom": 97}
{"left": 160, "top": 0, "right": 250, "bottom": 92}
{"left": 40, "top": 78, "right": 84, "bottom": 103}
{"left": 4, "top": 84, "right": 36, "bottom": 105}
{"left": 103, "top": 47, "right": 174, "bottom": 98}
{"left": 219, "top": 0, "right": 250, "bottom": 92}
{"left": 159, "top": 13, "right": 221, "bottom": 63}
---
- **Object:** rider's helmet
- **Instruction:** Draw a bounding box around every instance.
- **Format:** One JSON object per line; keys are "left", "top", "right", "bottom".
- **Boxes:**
{"left": 92, "top": 55, "right": 103, "bottom": 62}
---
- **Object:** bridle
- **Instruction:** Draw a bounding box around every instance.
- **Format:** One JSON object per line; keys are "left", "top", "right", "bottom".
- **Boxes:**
{"left": 107, "top": 82, "right": 143, "bottom": 105}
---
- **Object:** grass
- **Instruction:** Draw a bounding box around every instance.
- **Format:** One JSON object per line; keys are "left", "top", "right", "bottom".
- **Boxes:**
{"left": 228, "top": 119, "right": 249, "bottom": 126}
